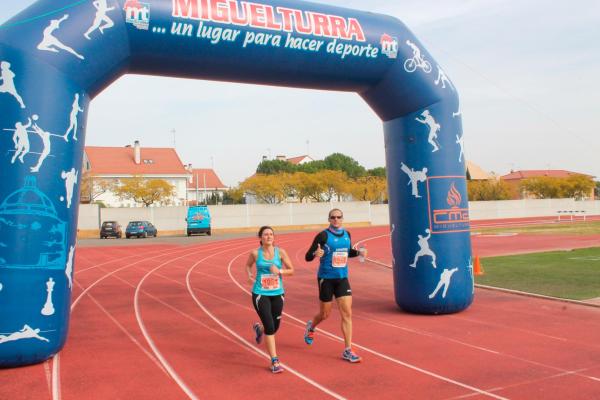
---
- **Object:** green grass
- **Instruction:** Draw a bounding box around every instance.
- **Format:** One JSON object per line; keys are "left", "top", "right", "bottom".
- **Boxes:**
{"left": 473, "top": 220, "right": 600, "bottom": 236}
{"left": 476, "top": 247, "right": 600, "bottom": 300}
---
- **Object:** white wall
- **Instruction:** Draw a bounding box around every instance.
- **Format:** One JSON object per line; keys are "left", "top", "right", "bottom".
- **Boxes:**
{"left": 78, "top": 199, "right": 600, "bottom": 232}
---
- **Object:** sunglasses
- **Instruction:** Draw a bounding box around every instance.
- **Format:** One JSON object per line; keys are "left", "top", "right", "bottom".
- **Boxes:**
{"left": 329, "top": 215, "right": 343, "bottom": 219}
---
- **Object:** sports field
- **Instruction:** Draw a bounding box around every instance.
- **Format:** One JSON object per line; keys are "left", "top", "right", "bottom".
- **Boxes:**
{"left": 478, "top": 247, "right": 600, "bottom": 300}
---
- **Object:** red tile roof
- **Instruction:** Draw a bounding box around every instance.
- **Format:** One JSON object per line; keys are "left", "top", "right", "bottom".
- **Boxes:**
{"left": 501, "top": 170, "right": 593, "bottom": 180}
{"left": 187, "top": 169, "right": 227, "bottom": 189}
{"left": 85, "top": 146, "right": 189, "bottom": 175}
{"left": 287, "top": 155, "right": 313, "bottom": 165}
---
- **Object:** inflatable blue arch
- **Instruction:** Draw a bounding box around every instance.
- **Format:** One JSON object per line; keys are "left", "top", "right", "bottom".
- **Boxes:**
{"left": 0, "top": 0, "right": 473, "bottom": 367}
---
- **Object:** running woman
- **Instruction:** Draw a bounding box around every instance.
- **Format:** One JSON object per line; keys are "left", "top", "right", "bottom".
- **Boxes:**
{"left": 246, "top": 226, "right": 294, "bottom": 374}
{"left": 304, "top": 209, "right": 366, "bottom": 363}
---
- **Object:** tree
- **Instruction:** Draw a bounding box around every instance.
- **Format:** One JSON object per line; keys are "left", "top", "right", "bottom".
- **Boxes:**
{"left": 518, "top": 176, "right": 594, "bottom": 199}
{"left": 113, "top": 176, "right": 176, "bottom": 207}
{"left": 240, "top": 174, "right": 286, "bottom": 204}
{"left": 222, "top": 186, "right": 246, "bottom": 204}
{"left": 349, "top": 176, "right": 388, "bottom": 203}
{"left": 468, "top": 179, "right": 511, "bottom": 201}
{"left": 323, "top": 153, "right": 366, "bottom": 178}
{"left": 367, "top": 167, "right": 386, "bottom": 178}
{"left": 316, "top": 170, "right": 350, "bottom": 201}
{"left": 290, "top": 172, "right": 322, "bottom": 203}
{"left": 256, "top": 159, "right": 297, "bottom": 175}
{"left": 560, "top": 175, "right": 595, "bottom": 199}
{"left": 519, "top": 177, "right": 561, "bottom": 199}
{"left": 297, "top": 160, "right": 327, "bottom": 174}
{"left": 79, "top": 171, "right": 116, "bottom": 203}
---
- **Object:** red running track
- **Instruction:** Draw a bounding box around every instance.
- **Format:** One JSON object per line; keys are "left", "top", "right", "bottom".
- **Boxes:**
{"left": 2, "top": 227, "right": 600, "bottom": 399}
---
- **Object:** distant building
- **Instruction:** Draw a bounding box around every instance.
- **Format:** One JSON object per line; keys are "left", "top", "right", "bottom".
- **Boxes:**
{"left": 500, "top": 169, "right": 595, "bottom": 200}
{"left": 186, "top": 167, "right": 228, "bottom": 205}
{"left": 286, "top": 155, "right": 314, "bottom": 165}
{"left": 83, "top": 141, "right": 190, "bottom": 207}
{"left": 466, "top": 161, "right": 491, "bottom": 181}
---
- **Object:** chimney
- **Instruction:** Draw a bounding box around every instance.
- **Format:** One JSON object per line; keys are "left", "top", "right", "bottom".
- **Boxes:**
{"left": 134, "top": 140, "right": 141, "bottom": 164}
{"left": 186, "top": 164, "right": 193, "bottom": 183}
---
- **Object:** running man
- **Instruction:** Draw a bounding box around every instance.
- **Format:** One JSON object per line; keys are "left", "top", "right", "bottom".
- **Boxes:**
{"left": 415, "top": 110, "right": 441, "bottom": 152}
{"left": 246, "top": 226, "right": 294, "bottom": 374}
{"left": 38, "top": 14, "right": 85, "bottom": 60}
{"left": 434, "top": 65, "right": 454, "bottom": 90}
{"left": 0, "top": 61, "right": 26, "bottom": 108}
{"left": 64, "top": 94, "right": 84, "bottom": 142}
{"left": 11, "top": 118, "right": 32, "bottom": 164}
{"left": 410, "top": 228, "right": 437, "bottom": 269}
{"left": 429, "top": 268, "right": 459, "bottom": 299}
{"left": 84, "top": 0, "right": 115, "bottom": 40}
{"left": 304, "top": 209, "right": 366, "bottom": 363}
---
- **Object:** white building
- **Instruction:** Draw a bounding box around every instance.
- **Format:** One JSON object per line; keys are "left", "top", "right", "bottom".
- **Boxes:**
{"left": 82, "top": 141, "right": 191, "bottom": 207}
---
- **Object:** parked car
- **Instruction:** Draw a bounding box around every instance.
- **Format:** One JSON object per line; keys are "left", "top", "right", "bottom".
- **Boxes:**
{"left": 100, "top": 221, "right": 122, "bottom": 239}
{"left": 186, "top": 205, "right": 211, "bottom": 236}
{"left": 125, "top": 221, "right": 158, "bottom": 238}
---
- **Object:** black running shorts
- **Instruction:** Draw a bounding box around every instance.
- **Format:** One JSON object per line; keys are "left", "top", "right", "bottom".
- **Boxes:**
{"left": 317, "top": 277, "right": 352, "bottom": 302}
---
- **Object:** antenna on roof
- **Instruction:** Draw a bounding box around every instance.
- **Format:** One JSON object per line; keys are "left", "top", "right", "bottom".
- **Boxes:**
{"left": 171, "top": 128, "right": 176, "bottom": 148}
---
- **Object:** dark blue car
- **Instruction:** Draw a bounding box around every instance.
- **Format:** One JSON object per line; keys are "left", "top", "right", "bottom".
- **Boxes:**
{"left": 125, "top": 221, "right": 158, "bottom": 238}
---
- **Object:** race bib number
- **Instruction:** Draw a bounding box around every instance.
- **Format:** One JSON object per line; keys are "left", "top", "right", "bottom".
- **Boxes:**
{"left": 332, "top": 251, "right": 348, "bottom": 268}
{"left": 260, "top": 274, "right": 280, "bottom": 290}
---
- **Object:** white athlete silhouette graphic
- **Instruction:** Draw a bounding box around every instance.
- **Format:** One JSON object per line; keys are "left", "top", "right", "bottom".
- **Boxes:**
{"left": 61, "top": 168, "right": 78, "bottom": 208}
{"left": 434, "top": 65, "right": 454, "bottom": 90}
{"left": 467, "top": 257, "right": 474, "bottom": 294}
{"left": 0, "top": 325, "right": 50, "bottom": 344}
{"left": 84, "top": 0, "right": 115, "bottom": 40}
{"left": 64, "top": 94, "right": 83, "bottom": 141}
{"left": 41, "top": 278, "right": 56, "bottom": 316}
{"left": 401, "top": 162, "right": 428, "bottom": 198}
{"left": 65, "top": 245, "right": 75, "bottom": 289}
{"left": 453, "top": 106, "right": 462, "bottom": 118}
{"left": 30, "top": 115, "right": 58, "bottom": 173}
{"left": 404, "top": 40, "right": 432, "bottom": 73}
{"left": 390, "top": 224, "right": 396, "bottom": 267}
{"left": 410, "top": 228, "right": 437, "bottom": 268}
{"left": 0, "top": 61, "right": 26, "bottom": 108}
{"left": 11, "top": 118, "right": 32, "bottom": 164}
{"left": 456, "top": 133, "right": 465, "bottom": 162}
{"left": 38, "top": 14, "right": 85, "bottom": 60}
{"left": 429, "top": 268, "right": 459, "bottom": 299}
{"left": 415, "top": 110, "right": 441, "bottom": 152}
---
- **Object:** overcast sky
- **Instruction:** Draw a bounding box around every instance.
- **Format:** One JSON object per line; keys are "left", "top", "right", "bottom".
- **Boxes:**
{"left": 2, "top": 1, "right": 599, "bottom": 186}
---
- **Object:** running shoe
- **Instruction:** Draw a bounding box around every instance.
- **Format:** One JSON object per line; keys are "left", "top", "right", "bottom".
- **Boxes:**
{"left": 271, "top": 358, "right": 284, "bottom": 374}
{"left": 342, "top": 348, "right": 362, "bottom": 363}
{"left": 304, "top": 320, "right": 314, "bottom": 345}
{"left": 253, "top": 322, "right": 263, "bottom": 345}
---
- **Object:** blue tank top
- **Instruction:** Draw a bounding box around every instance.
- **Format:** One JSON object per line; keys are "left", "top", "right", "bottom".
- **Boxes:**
{"left": 318, "top": 229, "right": 351, "bottom": 279}
{"left": 252, "top": 247, "right": 284, "bottom": 296}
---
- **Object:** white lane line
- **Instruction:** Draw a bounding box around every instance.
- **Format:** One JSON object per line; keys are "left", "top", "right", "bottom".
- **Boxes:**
{"left": 226, "top": 252, "right": 510, "bottom": 400}
{"left": 52, "top": 242, "right": 237, "bottom": 400}
{"left": 134, "top": 242, "right": 256, "bottom": 400}
{"left": 185, "top": 248, "right": 347, "bottom": 400}
{"left": 43, "top": 360, "right": 52, "bottom": 396}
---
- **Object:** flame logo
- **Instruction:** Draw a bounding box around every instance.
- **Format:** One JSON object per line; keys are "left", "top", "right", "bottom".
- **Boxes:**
{"left": 446, "top": 183, "right": 462, "bottom": 207}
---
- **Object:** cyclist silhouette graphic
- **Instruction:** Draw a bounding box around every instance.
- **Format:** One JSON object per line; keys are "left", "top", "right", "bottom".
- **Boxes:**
{"left": 404, "top": 40, "right": 432, "bottom": 73}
